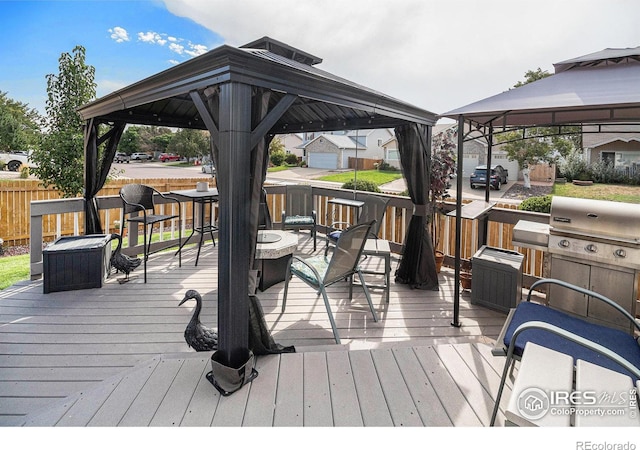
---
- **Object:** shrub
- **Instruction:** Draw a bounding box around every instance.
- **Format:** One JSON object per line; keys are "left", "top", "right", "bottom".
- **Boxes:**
{"left": 341, "top": 179, "right": 380, "bottom": 193}
{"left": 377, "top": 161, "right": 398, "bottom": 172}
{"left": 19, "top": 166, "right": 29, "bottom": 179}
{"left": 270, "top": 148, "right": 286, "bottom": 166}
{"left": 559, "top": 149, "right": 589, "bottom": 181}
{"left": 285, "top": 153, "right": 299, "bottom": 165}
{"left": 0, "top": 161, "right": 5, "bottom": 171}
{"left": 518, "top": 195, "right": 552, "bottom": 213}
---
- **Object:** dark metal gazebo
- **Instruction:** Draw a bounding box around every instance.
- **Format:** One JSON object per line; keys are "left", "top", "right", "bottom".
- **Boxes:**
{"left": 78, "top": 37, "right": 438, "bottom": 378}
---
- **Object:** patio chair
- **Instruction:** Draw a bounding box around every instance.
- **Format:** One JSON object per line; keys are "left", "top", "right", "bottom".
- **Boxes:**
{"left": 281, "top": 184, "right": 317, "bottom": 251}
{"left": 120, "top": 184, "right": 182, "bottom": 283}
{"left": 490, "top": 278, "right": 640, "bottom": 425}
{"left": 281, "top": 220, "right": 379, "bottom": 344}
{"left": 324, "top": 195, "right": 389, "bottom": 256}
{"left": 259, "top": 188, "right": 272, "bottom": 230}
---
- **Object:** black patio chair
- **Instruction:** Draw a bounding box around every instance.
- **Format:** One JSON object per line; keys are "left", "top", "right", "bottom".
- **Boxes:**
{"left": 281, "top": 220, "right": 379, "bottom": 344}
{"left": 120, "top": 184, "right": 182, "bottom": 283}
{"left": 324, "top": 195, "right": 390, "bottom": 256}
{"left": 281, "top": 184, "right": 317, "bottom": 251}
{"left": 259, "top": 188, "right": 272, "bottom": 230}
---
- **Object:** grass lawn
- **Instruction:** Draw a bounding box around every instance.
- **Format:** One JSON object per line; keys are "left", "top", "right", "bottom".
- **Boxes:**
{"left": 267, "top": 165, "right": 293, "bottom": 172}
{"left": 0, "top": 254, "right": 30, "bottom": 290}
{"left": 552, "top": 182, "right": 640, "bottom": 203}
{"left": 317, "top": 170, "right": 403, "bottom": 185}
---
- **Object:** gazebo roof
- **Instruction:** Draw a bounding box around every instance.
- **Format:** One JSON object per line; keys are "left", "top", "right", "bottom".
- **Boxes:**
{"left": 78, "top": 36, "right": 437, "bottom": 132}
{"left": 442, "top": 47, "right": 640, "bottom": 128}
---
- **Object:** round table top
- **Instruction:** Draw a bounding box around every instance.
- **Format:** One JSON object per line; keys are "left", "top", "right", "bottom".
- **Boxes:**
{"left": 256, "top": 230, "right": 298, "bottom": 259}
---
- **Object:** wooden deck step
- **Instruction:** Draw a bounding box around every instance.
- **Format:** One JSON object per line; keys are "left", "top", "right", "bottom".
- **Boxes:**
{"left": 21, "top": 343, "right": 510, "bottom": 427}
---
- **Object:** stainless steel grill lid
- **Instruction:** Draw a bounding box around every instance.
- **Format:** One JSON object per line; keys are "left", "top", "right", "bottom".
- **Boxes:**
{"left": 550, "top": 196, "right": 640, "bottom": 243}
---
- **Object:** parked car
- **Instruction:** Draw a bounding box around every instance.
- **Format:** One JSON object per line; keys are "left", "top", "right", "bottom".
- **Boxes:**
{"left": 201, "top": 161, "right": 215, "bottom": 174}
{"left": 114, "top": 152, "right": 130, "bottom": 163}
{"left": 130, "top": 152, "right": 152, "bottom": 161}
{"left": 470, "top": 165, "right": 508, "bottom": 190}
{"left": 159, "top": 153, "right": 181, "bottom": 162}
{"left": 0, "top": 150, "right": 37, "bottom": 171}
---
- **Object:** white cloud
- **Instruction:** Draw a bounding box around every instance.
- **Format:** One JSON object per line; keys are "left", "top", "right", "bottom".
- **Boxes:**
{"left": 138, "top": 31, "right": 167, "bottom": 45}
{"left": 169, "top": 42, "right": 184, "bottom": 54}
{"left": 108, "top": 26, "right": 129, "bottom": 43}
{"left": 185, "top": 43, "right": 208, "bottom": 57}
{"left": 135, "top": 30, "right": 207, "bottom": 58}
{"left": 162, "top": 0, "right": 640, "bottom": 114}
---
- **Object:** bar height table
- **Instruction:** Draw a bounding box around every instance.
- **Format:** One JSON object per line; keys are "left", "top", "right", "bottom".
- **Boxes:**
{"left": 171, "top": 188, "right": 219, "bottom": 266}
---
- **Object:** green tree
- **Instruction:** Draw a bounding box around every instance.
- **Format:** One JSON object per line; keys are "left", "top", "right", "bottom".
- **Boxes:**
{"left": 31, "top": 46, "right": 96, "bottom": 197}
{"left": 0, "top": 91, "right": 42, "bottom": 151}
{"left": 138, "top": 126, "right": 173, "bottom": 154}
{"left": 497, "top": 69, "right": 579, "bottom": 167}
{"left": 167, "top": 128, "right": 208, "bottom": 159}
{"left": 118, "top": 127, "right": 140, "bottom": 155}
{"left": 269, "top": 137, "right": 286, "bottom": 166}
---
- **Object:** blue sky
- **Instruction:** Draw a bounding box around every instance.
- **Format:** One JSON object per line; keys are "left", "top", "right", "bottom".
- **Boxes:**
{"left": 2, "top": 0, "right": 640, "bottom": 118}
{"left": 0, "top": 0, "right": 222, "bottom": 115}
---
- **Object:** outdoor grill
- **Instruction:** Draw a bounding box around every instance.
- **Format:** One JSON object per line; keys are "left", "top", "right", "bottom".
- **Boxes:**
{"left": 514, "top": 196, "right": 640, "bottom": 331}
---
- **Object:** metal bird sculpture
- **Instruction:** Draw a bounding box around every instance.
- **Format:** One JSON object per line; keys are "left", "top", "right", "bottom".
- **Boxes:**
{"left": 179, "top": 289, "right": 218, "bottom": 351}
{"left": 108, "top": 233, "right": 141, "bottom": 283}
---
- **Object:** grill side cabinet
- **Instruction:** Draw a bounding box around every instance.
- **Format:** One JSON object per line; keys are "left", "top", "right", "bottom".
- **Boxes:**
{"left": 471, "top": 246, "right": 524, "bottom": 313}
{"left": 43, "top": 235, "right": 112, "bottom": 294}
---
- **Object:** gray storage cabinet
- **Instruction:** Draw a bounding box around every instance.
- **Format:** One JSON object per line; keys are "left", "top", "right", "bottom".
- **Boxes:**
{"left": 43, "top": 235, "right": 112, "bottom": 293}
{"left": 471, "top": 246, "right": 524, "bottom": 313}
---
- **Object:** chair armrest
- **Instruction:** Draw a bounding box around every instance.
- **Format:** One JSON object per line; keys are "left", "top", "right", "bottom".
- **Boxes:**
{"left": 508, "top": 320, "right": 640, "bottom": 380}
{"left": 527, "top": 278, "right": 640, "bottom": 334}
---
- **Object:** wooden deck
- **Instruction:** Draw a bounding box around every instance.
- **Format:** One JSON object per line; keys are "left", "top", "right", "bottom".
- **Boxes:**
{"left": 0, "top": 233, "right": 514, "bottom": 427}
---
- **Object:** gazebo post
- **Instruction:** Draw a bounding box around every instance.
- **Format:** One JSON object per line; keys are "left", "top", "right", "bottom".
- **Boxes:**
{"left": 452, "top": 115, "right": 464, "bottom": 327}
{"left": 216, "top": 81, "right": 252, "bottom": 367}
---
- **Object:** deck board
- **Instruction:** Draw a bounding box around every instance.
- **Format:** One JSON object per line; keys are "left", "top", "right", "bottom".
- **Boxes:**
{"left": 0, "top": 236, "right": 517, "bottom": 426}
{"left": 326, "top": 351, "right": 362, "bottom": 426}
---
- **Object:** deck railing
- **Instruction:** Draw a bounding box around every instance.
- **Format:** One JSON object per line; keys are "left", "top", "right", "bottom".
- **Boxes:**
{"left": 27, "top": 181, "right": 550, "bottom": 283}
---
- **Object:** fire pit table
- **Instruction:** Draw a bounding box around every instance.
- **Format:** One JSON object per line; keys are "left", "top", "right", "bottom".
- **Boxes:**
{"left": 255, "top": 230, "right": 298, "bottom": 291}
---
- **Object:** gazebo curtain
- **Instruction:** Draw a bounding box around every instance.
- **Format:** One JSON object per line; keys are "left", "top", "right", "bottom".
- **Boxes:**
{"left": 84, "top": 120, "right": 125, "bottom": 235}
{"left": 394, "top": 123, "right": 439, "bottom": 290}
{"left": 248, "top": 87, "right": 294, "bottom": 354}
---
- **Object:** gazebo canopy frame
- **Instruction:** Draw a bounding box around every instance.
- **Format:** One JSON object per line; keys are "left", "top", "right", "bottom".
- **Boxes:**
{"left": 78, "top": 37, "right": 438, "bottom": 371}
{"left": 442, "top": 46, "right": 640, "bottom": 327}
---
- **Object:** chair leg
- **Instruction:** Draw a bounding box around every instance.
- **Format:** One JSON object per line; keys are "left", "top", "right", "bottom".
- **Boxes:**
{"left": 490, "top": 351, "right": 516, "bottom": 426}
{"left": 282, "top": 264, "right": 292, "bottom": 313}
{"left": 312, "top": 226, "right": 316, "bottom": 252}
{"left": 357, "top": 270, "right": 378, "bottom": 322}
{"left": 143, "top": 223, "right": 150, "bottom": 283}
{"left": 320, "top": 286, "right": 340, "bottom": 344}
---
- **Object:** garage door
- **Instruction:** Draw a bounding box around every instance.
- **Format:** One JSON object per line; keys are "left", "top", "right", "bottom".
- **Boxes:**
{"left": 308, "top": 153, "right": 338, "bottom": 169}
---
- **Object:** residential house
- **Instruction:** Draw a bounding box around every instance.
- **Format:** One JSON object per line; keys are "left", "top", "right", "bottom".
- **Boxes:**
{"left": 582, "top": 124, "right": 640, "bottom": 175}
{"left": 276, "top": 133, "right": 305, "bottom": 160}
{"left": 302, "top": 133, "right": 365, "bottom": 169}
{"left": 301, "top": 129, "right": 395, "bottom": 169}
{"left": 382, "top": 123, "right": 519, "bottom": 178}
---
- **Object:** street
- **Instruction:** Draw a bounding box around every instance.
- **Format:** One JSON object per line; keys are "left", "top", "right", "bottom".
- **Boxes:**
{"left": 2, "top": 161, "right": 513, "bottom": 202}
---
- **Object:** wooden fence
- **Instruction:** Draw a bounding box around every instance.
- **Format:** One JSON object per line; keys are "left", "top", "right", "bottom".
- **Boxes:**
{"left": 528, "top": 163, "right": 556, "bottom": 182}
{"left": 0, "top": 177, "right": 214, "bottom": 246}
{"left": 6, "top": 178, "right": 553, "bottom": 284}
{"left": 348, "top": 157, "right": 383, "bottom": 170}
